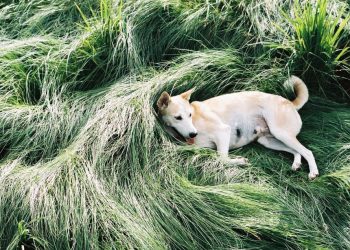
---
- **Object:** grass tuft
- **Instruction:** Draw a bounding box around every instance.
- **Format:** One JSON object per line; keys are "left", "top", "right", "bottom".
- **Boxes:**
{"left": 277, "top": 0, "right": 350, "bottom": 97}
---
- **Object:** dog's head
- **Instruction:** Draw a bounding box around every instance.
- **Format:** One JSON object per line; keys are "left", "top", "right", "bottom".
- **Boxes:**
{"left": 157, "top": 89, "right": 197, "bottom": 140}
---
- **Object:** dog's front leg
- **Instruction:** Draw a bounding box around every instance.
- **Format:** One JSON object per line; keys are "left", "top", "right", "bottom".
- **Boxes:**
{"left": 215, "top": 124, "right": 231, "bottom": 157}
{"left": 215, "top": 125, "right": 248, "bottom": 166}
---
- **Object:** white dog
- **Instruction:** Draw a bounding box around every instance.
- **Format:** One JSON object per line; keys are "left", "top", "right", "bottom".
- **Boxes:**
{"left": 157, "top": 76, "right": 319, "bottom": 179}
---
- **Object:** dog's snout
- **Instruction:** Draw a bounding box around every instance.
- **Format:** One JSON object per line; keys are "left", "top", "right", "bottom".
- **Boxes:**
{"left": 189, "top": 132, "right": 198, "bottom": 138}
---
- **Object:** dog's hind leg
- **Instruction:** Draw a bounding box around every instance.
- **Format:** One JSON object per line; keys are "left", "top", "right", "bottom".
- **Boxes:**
{"left": 268, "top": 130, "right": 318, "bottom": 179}
{"left": 257, "top": 135, "right": 302, "bottom": 171}
{"left": 263, "top": 104, "right": 318, "bottom": 179}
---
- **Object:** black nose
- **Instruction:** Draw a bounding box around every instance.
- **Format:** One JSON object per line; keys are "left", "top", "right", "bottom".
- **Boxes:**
{"left": 189, "top": 132, "right": 197, "bottom": 138}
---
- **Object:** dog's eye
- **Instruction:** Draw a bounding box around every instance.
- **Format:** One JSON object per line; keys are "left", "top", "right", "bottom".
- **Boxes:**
{"left": 175, "top": 116, "right": 182, "bottom": 120}
{"left": 189, "top": 113, "right": 192, "bottom": 117}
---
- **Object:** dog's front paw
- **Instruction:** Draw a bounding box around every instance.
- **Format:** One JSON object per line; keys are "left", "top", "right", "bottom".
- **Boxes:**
{"left": 308, "top": 170, "right": 319, "bottom": 180}
{"left": 224, "top": 157, "right": 249, "bottom": 166}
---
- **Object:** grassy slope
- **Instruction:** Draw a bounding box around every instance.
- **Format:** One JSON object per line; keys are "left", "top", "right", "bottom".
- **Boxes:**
{"left": 0, "top": 0, "right": 350, "bottom": 249}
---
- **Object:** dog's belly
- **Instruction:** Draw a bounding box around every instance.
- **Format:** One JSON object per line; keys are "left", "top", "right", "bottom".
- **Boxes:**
{"left": 229, "top": 127, "right": 254, "bottom": 149}
{"left": 228, "top": 116, "right": 267, "bottom": 149}
{"left": 193, "top": 117, "right": 268, "bottom": 150}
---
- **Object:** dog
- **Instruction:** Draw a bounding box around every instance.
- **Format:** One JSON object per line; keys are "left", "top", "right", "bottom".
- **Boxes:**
{"left": 157, "top": 76, "right": 319, "bottom": 179}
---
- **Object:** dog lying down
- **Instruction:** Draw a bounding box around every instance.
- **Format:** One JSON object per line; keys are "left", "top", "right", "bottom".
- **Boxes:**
{"left": 157, "top": 76, "right": 319, "bottom": 180}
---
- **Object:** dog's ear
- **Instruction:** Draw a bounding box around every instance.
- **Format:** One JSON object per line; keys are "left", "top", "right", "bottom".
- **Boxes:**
{"left": 180, "top": 88, "right": 195, "bottom": 101}
{"left": 157, "top": 91, "right": 171, "bottom": 110}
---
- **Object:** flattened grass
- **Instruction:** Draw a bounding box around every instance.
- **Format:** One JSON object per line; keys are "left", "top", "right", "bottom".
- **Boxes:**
{"left": 0, "top": 0, "right": 350, "bottom": 249}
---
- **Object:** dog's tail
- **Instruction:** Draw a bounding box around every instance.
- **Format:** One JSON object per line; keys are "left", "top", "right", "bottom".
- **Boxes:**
{"left": 285, "top": 75, "right": 309, "bottom": 110}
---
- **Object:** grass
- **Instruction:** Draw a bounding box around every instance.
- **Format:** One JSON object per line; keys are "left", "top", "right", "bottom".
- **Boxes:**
{"left": 0, "top": 0, "right": 350, "bottom": 249}
{"left": 276, "top": 0, "right": 350, "bottom": 97}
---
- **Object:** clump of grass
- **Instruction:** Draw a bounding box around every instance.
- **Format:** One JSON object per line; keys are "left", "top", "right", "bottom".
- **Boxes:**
{"left": 0, "top": 0, "right": 98, "bottom": 38}
{"left": 6, "top": 220, "right": 47, "bottom": 250}
{"left": 65, "top": 0, "right": 126, "bottom": 90}
{"left": 279, "top": 0, "right": 350, "bottom": 97}
{"left": 0, "top": 37, "right": 62, "bottom": 104}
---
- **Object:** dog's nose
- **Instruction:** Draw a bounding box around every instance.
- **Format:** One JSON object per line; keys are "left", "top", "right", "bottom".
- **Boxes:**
{"left": 189, "top": 132, "right": 197, "bottom": 138}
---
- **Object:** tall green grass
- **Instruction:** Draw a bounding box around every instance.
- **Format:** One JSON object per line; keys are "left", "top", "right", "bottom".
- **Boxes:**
{"left": 278, "top": 0, "right": 350, "bottom": 97}
{"left": 0, "top": 0, "right": 98, "bottom": 37}
{"left": 0, "top": 0, "right": 350, "bottom": 249}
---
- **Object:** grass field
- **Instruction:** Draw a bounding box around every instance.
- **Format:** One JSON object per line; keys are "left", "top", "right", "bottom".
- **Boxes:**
{"left": 0, "top": 0, "right": 350, "bottom": 249}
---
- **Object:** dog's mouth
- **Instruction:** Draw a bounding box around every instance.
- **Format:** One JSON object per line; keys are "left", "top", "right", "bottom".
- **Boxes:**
{"left": 186, "top": 138, "right": 195, "bottom": 145}
{"left": 170, "top": 127, "right": 195, "bottom": 145}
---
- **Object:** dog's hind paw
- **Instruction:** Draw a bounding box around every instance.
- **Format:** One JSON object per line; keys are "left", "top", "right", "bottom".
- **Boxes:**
{"left": 292, "top": 162, "right": 301, "bottom": 171}
{"left": 308, "top": 170, "right": 319, "bottom": 180}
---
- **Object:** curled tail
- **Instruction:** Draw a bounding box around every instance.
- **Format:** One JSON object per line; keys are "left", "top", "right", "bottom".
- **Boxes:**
{"left": 285, "top": 75, "right": 309, "bottom": 110}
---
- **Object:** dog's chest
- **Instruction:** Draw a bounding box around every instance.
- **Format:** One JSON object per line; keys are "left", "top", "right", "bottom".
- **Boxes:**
{"left": 193, "top": 133, "right": 216, "bottom": 148}
{"left": 192, "top": 119, "right": 216, "bottom": 149}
